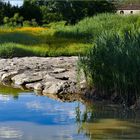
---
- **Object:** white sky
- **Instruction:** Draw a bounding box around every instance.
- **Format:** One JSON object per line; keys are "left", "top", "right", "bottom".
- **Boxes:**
{"left": 3, "top": 0, "right": 23, "bottom": 6}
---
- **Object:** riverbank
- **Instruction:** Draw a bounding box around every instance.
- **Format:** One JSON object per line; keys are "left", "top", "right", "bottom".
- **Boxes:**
{"left": 1, "top": 56, "right": 140, "bottom": 109}
{"left": 0, "top": 57, "right": 86, "bottom": 95}
{"left": 0, "top": 56, "right": 140, "bottom": 109}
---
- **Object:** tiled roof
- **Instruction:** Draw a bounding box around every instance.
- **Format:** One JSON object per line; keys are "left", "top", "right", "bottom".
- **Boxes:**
{"left": 117, "top": 4, "right": 140, "bottom": 10}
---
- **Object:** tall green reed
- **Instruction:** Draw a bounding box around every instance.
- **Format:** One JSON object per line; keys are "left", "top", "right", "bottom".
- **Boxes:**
{"left": 79, "top": 29, "right": 140, "bottom": 106}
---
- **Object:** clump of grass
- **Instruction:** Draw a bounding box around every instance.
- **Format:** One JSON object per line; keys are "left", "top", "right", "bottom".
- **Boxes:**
{"left": 56, "top": 13, "right": 140, "bottom": 42}
{"left": 79, "top": 30, "right": 140, "bottom": 106}
{"left": 0, "top": 42, "right": 90, "bottom": 58}
{"left": 0, "top": 43, "right": 36, "bottom": 58}
{"left": 15, "top": 27, "right": 47, "bottom": 33}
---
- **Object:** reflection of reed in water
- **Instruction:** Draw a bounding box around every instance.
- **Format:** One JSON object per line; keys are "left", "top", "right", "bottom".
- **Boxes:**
{"left": 75, "top": 103, "right": 140, "bottom": 140}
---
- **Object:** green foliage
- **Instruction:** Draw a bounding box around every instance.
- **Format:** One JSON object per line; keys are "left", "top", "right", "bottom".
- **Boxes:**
{"left": 79, "top": 29, "right": 140, "bottom": 105}
{"left": 23, "top": 20, "right": 31, "bottom": 27}
{"left": 23, "top": 19, "right": 38, "bottom": 27}
{"left": 31, "top": 19, "right": 38, "bottom": 27}
{"left": 38, "top": 0, "right": 116, "bottom": 25}
{"left": 56, "top": 13, "right": 140, "bottom": 41}
{"left": 3, "top": 13, "right": 24, "bottom": 27}
{"left": 3, "top": 17, "right": 10, "bottom": 25}
{"left": 46, "top": 21, "right": 66, "bottom": 29}
{"left": 0, "top": 28, "right": 91, "bottom": 57}
{"left": 21, "top": 0, "right": 42, "bottom": 23}
{"left": 0, "top": 0, "right": 116, "bottom": 26}
{"left": 0, "top": 14, "right": 139, "bottom": 60}
{"left": 0, "top": 43, "right": 35, "bottom": 58}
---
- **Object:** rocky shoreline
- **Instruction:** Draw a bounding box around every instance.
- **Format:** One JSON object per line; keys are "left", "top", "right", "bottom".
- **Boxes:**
{"left": 1, "top": 56, "right": 140, "bottom": 109}
{"left": 0, "top": 57, "right": 86, "bottom": 95}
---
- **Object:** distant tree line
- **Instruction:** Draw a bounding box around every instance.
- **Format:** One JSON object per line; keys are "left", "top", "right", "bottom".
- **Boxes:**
{"left": 0, "top": 0, "right": 116, "bottom": 26}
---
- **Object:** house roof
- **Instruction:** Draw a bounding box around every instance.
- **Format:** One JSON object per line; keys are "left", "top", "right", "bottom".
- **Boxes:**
{"left": 117, "top": 4, "right": 140, "bottom": 10}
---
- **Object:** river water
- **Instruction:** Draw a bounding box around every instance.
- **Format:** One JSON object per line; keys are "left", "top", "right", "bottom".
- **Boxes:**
{"left": 0, "top": 85, "right": 140, "bottom": 140}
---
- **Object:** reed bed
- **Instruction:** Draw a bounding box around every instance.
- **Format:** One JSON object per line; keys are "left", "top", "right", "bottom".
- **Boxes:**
{"left": 79, "top": 30, "right": 140, "bottom": 106}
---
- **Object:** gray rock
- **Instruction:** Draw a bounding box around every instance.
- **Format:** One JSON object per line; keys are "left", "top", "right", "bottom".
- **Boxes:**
{"left": 80, "top": 80, "right": 87, "bottom": 90}
{"left": 12, "top": 73, "right": 42, "bottom": 85}
{"left": 1, "top": 71, "right": 19, "bottom": 82}
{"left": 0, "top": 72, "right": 5, "bottom": 79}
{"left": 43, "top": 82, "right": 64, "bottom": 94}
{"left": 52, "top": 68, "right": 67, "bottom": 74}
{"left": 0, "top": 57, "right": 86, "bottom": 94}
{"left": 34, "top": 83, "right": 43, "bottom": 91}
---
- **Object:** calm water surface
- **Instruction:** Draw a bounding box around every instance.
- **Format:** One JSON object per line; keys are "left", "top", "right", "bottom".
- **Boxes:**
{"left": 0, "top": 85, "right": 140, "bottom": 140}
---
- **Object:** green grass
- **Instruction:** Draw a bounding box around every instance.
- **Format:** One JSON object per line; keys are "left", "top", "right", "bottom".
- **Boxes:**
{"left": 0, "top": 26, "right": 91, "bottom": 57}
{"left": 0, "top": 41, "right": 91, "bottom": 58}
{"left": 0, "top": 13, "right": 140, "bottom": 58}
{"left": 0, "top": 32, "right": 41, "bottom": 45}
{"left": 56, "top": 13, "right": 140, "bottom": 41}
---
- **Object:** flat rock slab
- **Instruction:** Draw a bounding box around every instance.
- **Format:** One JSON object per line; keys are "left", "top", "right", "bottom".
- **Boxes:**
{"left": 0, "top": 57, "right": 86, "bottom": 94}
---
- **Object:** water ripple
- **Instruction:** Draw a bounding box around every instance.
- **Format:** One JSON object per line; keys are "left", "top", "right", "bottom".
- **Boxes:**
{"left": 0, "top": 127, "right": 23, "bottom": 139}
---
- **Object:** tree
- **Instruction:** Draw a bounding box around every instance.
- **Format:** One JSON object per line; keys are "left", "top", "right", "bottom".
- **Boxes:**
{"left": 44, "top": 0, "right": 116, "bottom": 24}
{"left": 3, "top": 13, "right": 24, "bottom": 27}
{"left": 0, "top": 0, "right": 116, "bottom": 26}
{"left": 3, "top": 17, "right": 9, "bottom": 25}
{"left": 31, "top": 19, "right": 38, "bottom": 26}
{"left": 0, "top": 0, "right": 20, "bottom": 25}
{"left": 23, "top": 0, "right": 116, "bottom": 25}
{"left": 21, "top": 0, "right": 42, "bottom": 24}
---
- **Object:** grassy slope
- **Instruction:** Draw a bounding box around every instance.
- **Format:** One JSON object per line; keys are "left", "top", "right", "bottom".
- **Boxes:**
{"left": 0, "top": 26, "right": 91, "bottom": 58}
{"left": 0, "top": 14, "right": 140, "bottom": 58}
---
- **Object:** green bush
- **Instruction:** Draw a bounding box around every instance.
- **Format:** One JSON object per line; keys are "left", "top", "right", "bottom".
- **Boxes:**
{"left": 79, "top": 30, "right": 140, "bottom": 105}
{"left": 31, "top": 19, "right": 38, "bottom": 27}
{"left": 3, "top": 13, "right": 24, "bottom": 27}
{"left": 23, "top": 20, "right": 31, "bottom": 27}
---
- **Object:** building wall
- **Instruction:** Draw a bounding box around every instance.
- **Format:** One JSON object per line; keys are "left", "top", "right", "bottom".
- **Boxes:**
{"left": 117, "top": 10, "right": 140, "bottom": 15}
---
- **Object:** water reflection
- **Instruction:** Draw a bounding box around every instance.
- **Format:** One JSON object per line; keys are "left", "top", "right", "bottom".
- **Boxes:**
{"left": 0, "top": 85, "right": 140, "bottom": 140}
{"left": 0, "top": 84, "right": 24, "bottom": 100}
{"left": 0, "top": 127, "right": 23, "bottom": 139}
{"left": 75, "top": 103, "right": 140, "bottom": 140}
